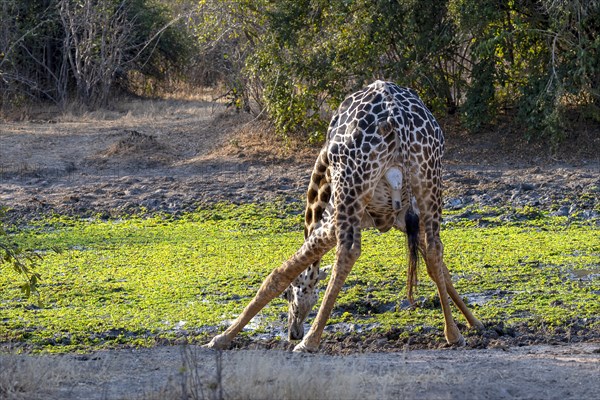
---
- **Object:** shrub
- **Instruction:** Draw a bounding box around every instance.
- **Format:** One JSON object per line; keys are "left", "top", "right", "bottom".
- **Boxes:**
{"left": 0, "top": 0, "right": 192, "bottom": 110}
{"left": 0, "top": 207, "right": 41, "bottom": 301}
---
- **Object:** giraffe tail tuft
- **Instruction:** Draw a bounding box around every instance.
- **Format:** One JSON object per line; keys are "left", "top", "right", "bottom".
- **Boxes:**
{"left": 405, "top": 209, "right": 420, "bottom": 305}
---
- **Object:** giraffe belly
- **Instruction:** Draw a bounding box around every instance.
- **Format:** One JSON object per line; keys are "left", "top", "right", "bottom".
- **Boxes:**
{"left": 363, "top": 168, "right": 409, "bottom": 232}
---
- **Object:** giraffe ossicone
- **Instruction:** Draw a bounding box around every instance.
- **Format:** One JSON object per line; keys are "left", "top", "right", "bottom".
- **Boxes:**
{"left": 204, "top": 80, "right": 483, "bottom": 353}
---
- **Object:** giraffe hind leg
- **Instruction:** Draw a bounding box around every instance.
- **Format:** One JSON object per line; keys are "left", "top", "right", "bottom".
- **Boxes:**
{"left": 418, "top": 235, "right": 484, "bottom": 331}
{"left": 416, "top": 232, "right": 485, "bottom": 346}
{"left": 421, "top": 231, "right": 464, "bottom": 345}
{"left": 442, "top": 265, "right": 484, "bottom": 330}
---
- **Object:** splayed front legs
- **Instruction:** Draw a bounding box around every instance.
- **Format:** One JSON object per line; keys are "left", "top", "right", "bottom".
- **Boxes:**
{"left": 294, "top": 226, "right": 362, "bottom": 352}
{"left": 204, "top": 225, "right": 335, "bottom": 350}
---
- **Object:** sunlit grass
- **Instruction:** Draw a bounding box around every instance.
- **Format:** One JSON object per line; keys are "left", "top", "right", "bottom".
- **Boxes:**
{"left": 1, "top": 203, "right": 598, "bottom": 352}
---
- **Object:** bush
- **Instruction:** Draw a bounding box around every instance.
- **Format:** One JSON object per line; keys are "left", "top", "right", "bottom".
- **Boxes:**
{"left": 192, "top": 0, "right": 599, "bottom": 143}
{"left": 0, "top": 0, "right": 192, "bottom": 110}
{"left": 0, "top": 207, "right": 41, "bottom": 301}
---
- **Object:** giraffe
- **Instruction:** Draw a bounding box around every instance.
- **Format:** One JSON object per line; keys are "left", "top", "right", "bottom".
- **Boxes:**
{"left": 205, "top": 80, "right": 484, "bottom": 353}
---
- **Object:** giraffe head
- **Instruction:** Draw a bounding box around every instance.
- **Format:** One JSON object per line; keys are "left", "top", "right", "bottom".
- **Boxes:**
{"left": 283, "top": 264, "right": 329, "bottom": 340}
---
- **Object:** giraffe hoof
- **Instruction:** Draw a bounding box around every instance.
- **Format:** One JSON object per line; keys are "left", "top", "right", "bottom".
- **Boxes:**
{"left": 447, "top": 334, "right": 466, "bottom": 347}
{"left": 470, "top": 320, "right": 485, "bottom": 331}
{"left": 203, "top": 334, "right": 231, "bottom": 350}
{"left": 293, "top": 341, "right": 318, "bottom": 353}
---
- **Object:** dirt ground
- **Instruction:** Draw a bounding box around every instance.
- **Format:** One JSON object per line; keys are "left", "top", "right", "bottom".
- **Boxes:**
{"left": 1, "top": 98, "right": 599, "bottom": 399}
{"left": 1, "top": 98, "right": 598, "bottom": 223}
{"left": 1, "top": 343, "right": 600, "bottom": 399}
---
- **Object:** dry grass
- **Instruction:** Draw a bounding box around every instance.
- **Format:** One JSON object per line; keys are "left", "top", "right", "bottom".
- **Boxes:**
{"left": 51, "top": 96, "right": 311, "bottom": 164}
{"left": 0, "top": 347, "right": 413, "bottom": 400}
{"left": 1, "top": 95, "right": 224, "bottom": 124}
{"left": 2, "top": 344, "right": 599, "bottom": 400}
{"left": 206, "top": 119, "right": 316, "bottom": 163}
{"left": 55, "top": 98, "right": 225, "bottom": 124}
{"left": 0, "top": 352, "right": 112, "bottom": 400}
{"left": 2, "top": 93, "right": 313, "bottom": 173}
{"left": 146, "top": 347, "right": 417, "bottom": 400}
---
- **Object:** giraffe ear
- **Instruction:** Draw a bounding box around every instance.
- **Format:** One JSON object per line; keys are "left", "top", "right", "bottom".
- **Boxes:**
{"left": 318, "top": 265, "right": 332, "bottom": 281}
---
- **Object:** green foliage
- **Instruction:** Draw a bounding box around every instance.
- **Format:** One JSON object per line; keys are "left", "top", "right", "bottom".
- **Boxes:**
{"left": 462, "top": 58, "right": 497, "bottom": 132}
{"left": 0, "top": 208, "right": 42, "bottom": 302}
{"left": 122, "top": 0, "right": 192, "bottom": 82}
{"left": 246, "top": 0, "right": 465, "bottom": 137}
{"left": 190, "top": 0, "right": 599, "bottom": 144}
{"left": 0, "top": 204, "right": 598, "bottom": 352}
{"left": 189, "top": 0, "right": 267, "bottom": 111}
{"left": 0, "top": 0, "right": 192, "bottom": 109}
{"left": 451, "top": 0, "right": 600, "bottom": 138}
{"left": 4, "top": 0, "right": 597, "bottom": 142}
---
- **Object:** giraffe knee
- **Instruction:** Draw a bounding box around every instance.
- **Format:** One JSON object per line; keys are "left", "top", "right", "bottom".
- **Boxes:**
{"left": 338, "top": 222, "right": 361, "bottom": 257}
{"left": 425, "top": 235, "right": 443, "bottom": 259}
{"left": 339, "top": 235, "right": 361, "bottom": 262}
{"left": 348, "top": 242, "right": 361, "bottom": 261}
{"left": 423, "top": 236, "right": 444, "bottom": 281}
{"left": 262, "top": 272, "right": 294, "bottom": 298}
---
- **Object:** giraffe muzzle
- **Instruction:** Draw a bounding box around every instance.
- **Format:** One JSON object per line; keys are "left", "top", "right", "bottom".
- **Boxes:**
{"left": 288, "top": 320, "right": 305, "bottom": 340}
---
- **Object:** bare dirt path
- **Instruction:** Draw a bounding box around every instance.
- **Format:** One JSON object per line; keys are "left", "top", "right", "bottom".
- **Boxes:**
{"left": 1, "top": 343, "right": 599, "bottom": 399}
{"left": 1, "top": 100, "right": 314, "bottom": 223}
{"left": 1, "top": 99, "right": 599, "bottom": 399}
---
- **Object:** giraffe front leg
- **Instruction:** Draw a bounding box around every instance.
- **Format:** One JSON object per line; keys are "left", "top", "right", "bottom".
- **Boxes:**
{"left": 294, "top": 227, "right": 362, "bottom": 353}
{"left": 204, "top": 226, "right": 335, "bottom": 350}
{"left": 204, "top": 260, "right": 301, "bottom": 350}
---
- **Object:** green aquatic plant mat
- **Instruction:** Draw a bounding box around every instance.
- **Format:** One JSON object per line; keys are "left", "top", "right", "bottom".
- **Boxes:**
{"left": 1, "top": 203, "right": 598, "bottom": 352}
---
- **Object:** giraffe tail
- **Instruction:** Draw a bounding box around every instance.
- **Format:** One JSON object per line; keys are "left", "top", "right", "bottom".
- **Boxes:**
{"left": 381, "top": 84, "right": 420, "bottom": 305}
{"left": 405, "top": 208, "right": 419, "bottom": 305}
